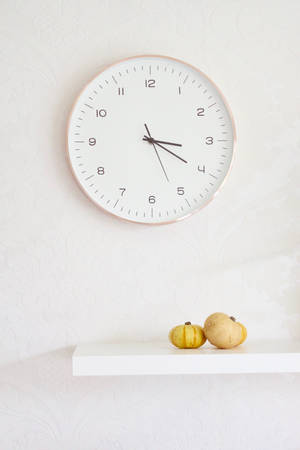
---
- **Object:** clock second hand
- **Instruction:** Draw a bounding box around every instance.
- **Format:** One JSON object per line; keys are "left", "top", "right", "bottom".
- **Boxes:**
{"left": 144, "top": 124, "right": 169, "bottom": 182}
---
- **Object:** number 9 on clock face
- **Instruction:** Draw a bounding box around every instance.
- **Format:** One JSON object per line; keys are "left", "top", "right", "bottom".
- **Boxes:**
{"left": 67, "top": 55, "right": 235, "bottom": 224}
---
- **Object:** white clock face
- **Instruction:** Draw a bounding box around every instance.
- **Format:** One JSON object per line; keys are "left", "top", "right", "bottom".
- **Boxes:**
{"left": 67, "top": 55, "right": 235, "bottom": 224}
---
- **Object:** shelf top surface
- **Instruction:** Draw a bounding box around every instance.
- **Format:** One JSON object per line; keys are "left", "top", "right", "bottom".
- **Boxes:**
{"left": 73, "top": 340, "right": 300, "bottom": 357}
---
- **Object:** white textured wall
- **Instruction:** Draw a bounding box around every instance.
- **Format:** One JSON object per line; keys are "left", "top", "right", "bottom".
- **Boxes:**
{"left": 1, "top": 1, "right": 300, "bottom": 448}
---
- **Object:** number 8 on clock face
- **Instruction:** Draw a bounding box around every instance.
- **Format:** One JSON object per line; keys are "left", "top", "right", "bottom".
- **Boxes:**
{"left": 67, "top": 55, "right": 236, "bottom": 224}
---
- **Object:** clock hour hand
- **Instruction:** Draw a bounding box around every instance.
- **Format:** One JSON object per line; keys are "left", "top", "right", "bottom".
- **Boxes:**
{"left": 142, "top": 136, "right": 182, "bottom": 147}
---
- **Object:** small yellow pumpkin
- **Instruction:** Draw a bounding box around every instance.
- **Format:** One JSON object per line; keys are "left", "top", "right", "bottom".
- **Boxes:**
{"left": 204, "top": 313, "right": 247, "bottom": 349}
{"left": 238, "top": 322, "right": 247, "bottom": 344}
{"left": 169, "top": 321, "right": 206, "bottom": 349}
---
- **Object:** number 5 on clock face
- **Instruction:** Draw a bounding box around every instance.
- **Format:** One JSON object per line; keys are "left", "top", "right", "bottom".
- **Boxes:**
{"left": 67, "top": 55, "right": 236, "bottom": 224}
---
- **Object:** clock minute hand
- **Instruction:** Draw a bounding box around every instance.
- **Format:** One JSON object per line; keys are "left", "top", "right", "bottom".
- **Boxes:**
{"left": 152, "top": 140, "right": 188, "bottom": 164}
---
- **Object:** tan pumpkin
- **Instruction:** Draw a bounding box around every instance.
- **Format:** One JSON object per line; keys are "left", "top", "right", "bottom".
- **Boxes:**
{"left": 204, "top": 312, "right": 247, "bottom": 349}
{"left": 169, "top": 321, "right": 206, "bottom": 349}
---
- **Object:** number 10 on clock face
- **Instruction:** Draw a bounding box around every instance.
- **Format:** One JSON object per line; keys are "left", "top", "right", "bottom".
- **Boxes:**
{"left": 67, "top": 55, "right": 235, "bottom": 224}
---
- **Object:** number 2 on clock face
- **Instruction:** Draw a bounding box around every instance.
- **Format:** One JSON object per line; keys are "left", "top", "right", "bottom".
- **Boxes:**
{"left": 67, "top": 55, "right": 235, "bottom": 224}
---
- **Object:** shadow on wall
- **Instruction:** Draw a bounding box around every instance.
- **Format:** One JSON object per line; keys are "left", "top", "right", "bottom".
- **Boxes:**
{"left": 0, "top": 347, "right": 119, "bottom": 446}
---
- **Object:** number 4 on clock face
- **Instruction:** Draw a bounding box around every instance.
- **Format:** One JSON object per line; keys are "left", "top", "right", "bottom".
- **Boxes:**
{"left": 67, "top": 55, "right": 235, "bottom": 224}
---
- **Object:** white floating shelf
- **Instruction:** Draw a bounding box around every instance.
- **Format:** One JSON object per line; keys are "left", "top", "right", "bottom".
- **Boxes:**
{"left": 72, "top": 340, "right": 300, "bottom": 376}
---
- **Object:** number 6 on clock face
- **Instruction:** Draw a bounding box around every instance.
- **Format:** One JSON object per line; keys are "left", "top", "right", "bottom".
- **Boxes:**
{"left": 67, "top": 55, "right": 236, "bottom": 224}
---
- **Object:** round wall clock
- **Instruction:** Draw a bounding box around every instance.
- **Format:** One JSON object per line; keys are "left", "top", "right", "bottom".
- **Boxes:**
{"left": 67, "top": 55, "right": 235, "bottom": 224}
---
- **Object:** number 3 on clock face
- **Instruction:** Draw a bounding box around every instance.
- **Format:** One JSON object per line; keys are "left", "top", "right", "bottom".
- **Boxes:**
{"left": 67, "top": 55, "right": 236, "bottom": 224}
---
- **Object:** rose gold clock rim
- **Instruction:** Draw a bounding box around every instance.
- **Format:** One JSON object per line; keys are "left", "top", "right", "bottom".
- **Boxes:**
{"left": 66, "top": 54, "right": 236, "bottom": 226}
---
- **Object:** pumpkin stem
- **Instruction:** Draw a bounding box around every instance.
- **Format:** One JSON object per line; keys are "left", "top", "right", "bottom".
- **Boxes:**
{"left": 230, "top": 316, "right": 236, "bottom": 322}
{"left": 185, "top": 321, "right": 191, "bottom": 325}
